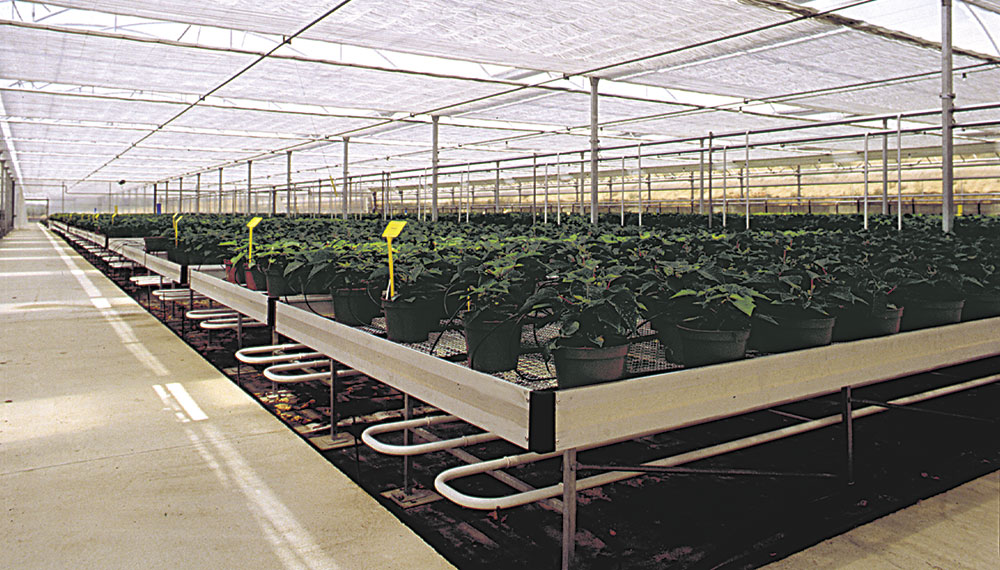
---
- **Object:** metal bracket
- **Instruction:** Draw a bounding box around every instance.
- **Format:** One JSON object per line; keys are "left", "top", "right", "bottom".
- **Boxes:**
{"left": 380, "top": 488, "right": 443, "bottom": 509}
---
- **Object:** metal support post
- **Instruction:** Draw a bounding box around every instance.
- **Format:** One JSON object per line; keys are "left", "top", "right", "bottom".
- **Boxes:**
{"left": 217, "top": 168, "right": 223, "bottom": 214}
{"left": 620, "top": 156, "right": 626, "bottom": 226}
{"left": 863, "top": 133, "right": 870, "bottom": 229}
{"left": 841, "top": 386, "right": 854, "bottom": 485}
{"left": 698, "top": 140, "right": 705, "bottom": 215}
{"left": 589, "top": 77, "right": 600, "bottom": 225}
{"left": 164, "top": 180, "right": 170, "bottom": 214}
{"left": 796, "top": 165, "right": 802, "bottom": 205}
{"left": 882, "top": 118, "right": 890, "bottom": 214}
{"left": 246, "top": 161, "right": 253, "bottom": 214}
{"left": 403, "top": 394, "right": 412, "bottom": 494}
{"left": 941, "top": 0, "right": 955, "bottom": 233}
{"left": 636, "top": 144, "right": 643, "bottom": 226}
{"left": 195, "top": 172, "right": 201, "bottom": 214}
{"left": 329, "top": 359, "right": 338, "bottom": 438}
{"left": 561, "top": 449, "right": 578, "bottom": 570}
{"left": 286, "top": 150, "right": 293, "bottom": 215}
{"left": 431, "top": 117, "right": 440, "bottom": 222}
{"left": 342, "top": 138, "right": 350, "bottom": 219}
{"left": 494, "top": 162, "right": 500, "bottom": 213}
{"left": 722, "top": 147, "right": 728, "bottom": 227}
{"left": 178, "top": 177, "right": 183, "bottom": 214}
{"left": 544, "top": 161, "right": 549, "bottom": 224}
{"left": 897, "top": 116, "right": 903, "bottom": 230}
{"left": 745, "top": 132, "right": 751, "bottom": 230}
{"left": 707, "top": 133, "right": 714, "bottom": 228}
{"left": 532, "top": 154, "right": 538, "bottom": 224}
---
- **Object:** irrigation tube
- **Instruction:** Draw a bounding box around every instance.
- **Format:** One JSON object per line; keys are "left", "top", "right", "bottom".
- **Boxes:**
{"left": 362, "top": 414, "right": 501, "bottom": 456}
{"left": 434, "top": 374, "right": 998, "bottom": 511}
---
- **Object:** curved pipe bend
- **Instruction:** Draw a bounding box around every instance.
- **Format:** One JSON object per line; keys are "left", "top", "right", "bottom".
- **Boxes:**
{"left": 362, "top": 415, "right": 501, "bottom": 456}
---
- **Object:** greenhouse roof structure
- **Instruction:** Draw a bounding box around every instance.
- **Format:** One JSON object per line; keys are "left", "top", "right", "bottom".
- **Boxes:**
{"left": 1, "top": 0, "right": 998, "bottom": 203}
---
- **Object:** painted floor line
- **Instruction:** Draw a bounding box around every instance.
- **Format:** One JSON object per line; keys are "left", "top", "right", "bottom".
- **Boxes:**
{"left": 165, "top": 382, "right": 209, "bottom": 421}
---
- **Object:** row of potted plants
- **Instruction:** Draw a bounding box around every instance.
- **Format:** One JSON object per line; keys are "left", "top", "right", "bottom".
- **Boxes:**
{"left": 51, "top": 213, "right": 1000, "bottom": 387}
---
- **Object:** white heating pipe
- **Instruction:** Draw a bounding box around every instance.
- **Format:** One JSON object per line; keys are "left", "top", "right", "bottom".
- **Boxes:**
{"left": 434, "top": 375, "right": 997, "bottom": 510}
{"left": 186, "top": 308, "right": 239, "bottom": 320}
{"left": 263, "top": 359, "right": 363, "bottom": 383}
{"left": 200, "top": 317, "right": 266, "bottom": 330}
{"left": 362, "top": 414, "right": 501, "bottom": 456}
{"left": 236, "top": 343, "right": 323, "bottom": 365}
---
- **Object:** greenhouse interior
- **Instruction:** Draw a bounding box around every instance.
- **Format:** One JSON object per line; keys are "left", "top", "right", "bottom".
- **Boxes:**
{"left": 2, "top": 0, "right": 998, "bottom": 569}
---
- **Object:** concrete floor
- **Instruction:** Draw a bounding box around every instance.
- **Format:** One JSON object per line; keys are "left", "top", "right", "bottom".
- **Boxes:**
{"left": 3, "top": 224, "right": 996, "bottom": 570}
{"left": 1, "top": 225, "right": 454, "bottom": 570}
{"left": 765, "top": 472, "right": 999, "bottom": 570}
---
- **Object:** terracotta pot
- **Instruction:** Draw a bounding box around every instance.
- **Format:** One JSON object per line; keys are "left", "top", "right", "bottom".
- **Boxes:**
{"left": 244, "top": 267, "right": 266, "bottom": 291}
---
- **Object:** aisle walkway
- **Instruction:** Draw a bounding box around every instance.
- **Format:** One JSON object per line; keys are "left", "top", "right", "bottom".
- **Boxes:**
{"left": 1, "top": 225, "right": 454, "bottom": 570}
{"left": 764, "top": 471, "right": 998, "bottom": 570}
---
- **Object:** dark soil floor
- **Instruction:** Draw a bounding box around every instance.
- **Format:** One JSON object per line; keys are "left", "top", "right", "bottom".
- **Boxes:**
{"left": 75, "top": 243, "right": 999, "bottom": 570}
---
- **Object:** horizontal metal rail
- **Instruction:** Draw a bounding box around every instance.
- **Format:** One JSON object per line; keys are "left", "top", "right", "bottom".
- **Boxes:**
{"left": 434, "top": 374, "right": 998, "bottom": 511}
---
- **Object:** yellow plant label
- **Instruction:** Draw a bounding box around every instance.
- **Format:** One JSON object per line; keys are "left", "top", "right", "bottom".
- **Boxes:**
{"left": 247, "top": 216, "right": 263, "bottom": 229}
{"left": 382, "top": 220, "right": 407, "bottom": 239}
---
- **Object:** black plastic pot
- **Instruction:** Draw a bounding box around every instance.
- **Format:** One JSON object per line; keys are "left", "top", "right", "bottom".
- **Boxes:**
{"left": 676, "top": 326, "right": 749, "bottom": 367}
{"left": 166, "top": 247, "right": 189, "bottom": 265}
{"left": 143, "top": 236, "right": 170, "bottom": 253}
{"left": 265, "top": 269, "right": 295, "bottom": 297}
{"left": 899, "top": 298, "right": 965, "bottom": 331}
{"left": 553, "top": 343, "right": 629, "bottom": 388}
{"left": 463, "top": 313, "right": 522, "bottom": 373}
{"left": 333, "top": 288, "right": 381, "bottom": 326}
{"left": 831, "top": 306, "right": 904, "bottom": 342}
{"left": 244, "top": 267, "right": 266, "bottom": 291}
{"left": 649, "top": 315, "right": 685, "bottom": 364}
{"left": 749, "top": 308, "right": 836, "bottom": 353}
{"left": 382, "top": 298, "right": 433, "bottom": 343}
{"left": 961, "top": 293, "right": 1000, "bottom": 321}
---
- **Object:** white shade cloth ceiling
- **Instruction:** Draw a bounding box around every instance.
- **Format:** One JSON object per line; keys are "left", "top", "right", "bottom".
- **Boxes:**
{"left": 2, "top": 0, "right": 997, "bottom": 198}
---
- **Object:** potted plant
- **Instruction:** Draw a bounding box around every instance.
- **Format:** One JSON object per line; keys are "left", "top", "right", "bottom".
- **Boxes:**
{"left": 527, "top": 256, "right": 641, "bottom": 388}
{"left": 291, "top": 240, "right": 385, "bottom": 326}
{"left": 828, "top": 245, "right": 905, "bottom": 341}
{"left": 671, "top": 282, "right": 765, "bottom": 367}
{"left": 371, "top": 243, "right": 445, "bottom": 343}
{"left": 890, "top": 236, "right": 967, "bottom": 331}
{"left": 956, "top": 242, "right": 1000, "bottom": 321}
{"left": 745, "top": 242, "right": 837, "bottom": 353}
{"left": 455, "top": 248, "right": 540, "bottom": 373}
